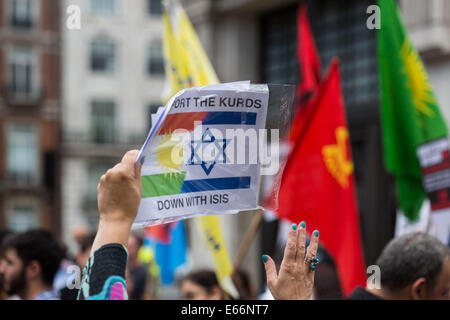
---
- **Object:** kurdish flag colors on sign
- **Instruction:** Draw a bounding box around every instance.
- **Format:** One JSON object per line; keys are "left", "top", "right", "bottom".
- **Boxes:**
{"left": 134, "top": 82, "right": 269, "bottom": 227}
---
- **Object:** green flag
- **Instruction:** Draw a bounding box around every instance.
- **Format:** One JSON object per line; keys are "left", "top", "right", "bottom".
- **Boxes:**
{"left": 377, "top": 0, "right": 448, "bottom": 221}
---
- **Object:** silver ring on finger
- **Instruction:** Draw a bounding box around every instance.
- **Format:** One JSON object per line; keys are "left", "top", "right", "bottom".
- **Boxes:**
{"left": 305, "top": 256, "right": 319, "bottom": 271}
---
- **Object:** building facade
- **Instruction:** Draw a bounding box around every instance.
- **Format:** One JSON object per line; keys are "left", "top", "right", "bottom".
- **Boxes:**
{"left": 182, "top": 0, "right": 450, "bottom": 294}
{"left": 61, "top": 0, "right": 165, "bottom": 253}
{"left": 0, "top": 0, "right": 62, "bottom": 236}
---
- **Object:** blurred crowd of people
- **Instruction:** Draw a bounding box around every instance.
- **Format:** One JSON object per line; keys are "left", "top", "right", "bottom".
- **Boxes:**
{"left": 0, "top": 225, "right": 449, "bottom": 300}
{"left": 0, "top": 226, "right": 259, "bottom": 300}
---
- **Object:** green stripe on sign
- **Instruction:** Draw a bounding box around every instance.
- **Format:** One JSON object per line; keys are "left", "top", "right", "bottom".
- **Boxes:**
{"left": 141, "top": 172, "right": 186, "bottom": 198}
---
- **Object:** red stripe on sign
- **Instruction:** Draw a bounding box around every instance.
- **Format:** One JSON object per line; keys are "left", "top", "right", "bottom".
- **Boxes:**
{"left": 431, "top": 201, "right": 450, "bottom": 211}
{"left": 158, "top": 112, "right": 208, "bottom": 134}
{"left": 422, "top": 162, "right": 450, "bottom": 175}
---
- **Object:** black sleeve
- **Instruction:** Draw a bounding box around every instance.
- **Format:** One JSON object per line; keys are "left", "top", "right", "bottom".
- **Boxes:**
{"left": 77, "top": 243, "right": 129, "bottom": 300}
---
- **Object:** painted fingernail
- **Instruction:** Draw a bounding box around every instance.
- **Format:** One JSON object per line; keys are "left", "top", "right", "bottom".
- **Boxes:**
{"left": 140, "top": 156, "right": 146, "bottom": 165}
{"left": 300, "top": 221, "right": 306, "bottom": 228}
{"left": 292, "top": 223, "right": 297, "bottom": 230}
{"left": 262, "top": 254, "right": 268, "bottom": 263}
{"left": 314, "top": 230, "right": 319, "bottom": 237}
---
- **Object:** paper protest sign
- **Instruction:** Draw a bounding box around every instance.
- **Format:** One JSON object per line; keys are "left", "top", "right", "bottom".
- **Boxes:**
{"left": 134, "top": 82, "right": 269, "bottom": 227}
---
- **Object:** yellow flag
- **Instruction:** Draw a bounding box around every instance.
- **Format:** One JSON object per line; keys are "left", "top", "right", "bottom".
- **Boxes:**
{"left": 196, "top": 216, "right": 239, "bottom": 298}
{"left": 162, "top": 0, "right": 238, "bottom": 299}
{"left": 162, "top": 1, "right": 219, "bottom": 97}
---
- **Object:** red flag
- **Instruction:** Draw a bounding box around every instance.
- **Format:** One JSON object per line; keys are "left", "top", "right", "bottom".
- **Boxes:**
{"left": 264, "top": 4, "right": 322, "bottom": 209}
{"left": 277, "top": 58, "right": 366, "bottom": 296}
{"left": 296, "top": 3, "right": 321, "bottom": 104}
{"left": 290, "top": 3, "right": 322, "bottom": 141}
{"left": 145, "top": 223, "right": 175, "bottom": 244}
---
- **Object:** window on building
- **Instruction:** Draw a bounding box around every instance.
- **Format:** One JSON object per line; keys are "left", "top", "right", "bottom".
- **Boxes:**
{"left": 148, "top": 0, "right": 163, "bottom": 15}
{"left": 9, "top": 0, "right": 35, "bottom": 29}
{"left": 7, "top": 124, "right": 37, "bottom": 183}
{"left": 147, "top": 41, "right": 165, "bottom": 76}
{"left": 309, "top": 1, "right": 378, "bottom": 107}
{"left": 91, "top": 100, "right": 116, "bottom": 144}
{"left": 91, "top": 39, "right": 116, "bottom": 73}
{"left": 261, "top": 8, "right": 299, "bottom": 85}
{"left": 8, "top": 202, "right": 38, "bottom": 232}
{"left": 90, "top": 0, "right": 116, "bottom": 15}
{"left": 7, "top": 48, "right": 36, "bottom": 98}
{"left": 261, "top": 0, "right": 378, "bottom": 108}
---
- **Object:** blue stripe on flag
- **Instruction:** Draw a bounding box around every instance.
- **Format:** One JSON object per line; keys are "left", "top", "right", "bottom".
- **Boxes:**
{"left": 180, "top": 176, "right": 251, "bottom": 193}
{"left": 152, "top": 222, "right": 187, "bottom": 286}
{"left": 203, "top": 112, "right": 257, "bottom": 125}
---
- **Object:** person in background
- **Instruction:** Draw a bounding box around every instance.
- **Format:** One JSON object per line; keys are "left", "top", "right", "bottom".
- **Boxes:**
{"left": 76, "top": 233, "right": 97, "bottom": 270}
{"left": 57, "top": 232, "right": 96, "bottom": 300}
{"left": 349, "top": 232, "right": 450, "bottom": 300}
{"left": 0, "top": 229, "right": 15, "bottom": 300}
{"left": 53, "top": 245, "right": 76, "bottom": 300}
{"left": 232, "top": 269, "right": 256, "bottom": 300}
{"left": 127, "top": 233, "right": 148, "bottom": 300}
{"left": 313, "top": 245, "right": 342, "bottom": 299}
{"left": 138, "top": 244, "right": 160, "bottom": 300}
{"left": 72, "top": 225, "right": 89, "bottom": 250}
{"left": 125, "top": 266, "right": 134, "bottom": 299}
{"left": 0, "top": 229, "right": 63, "bottom": 300}
{"left": 180, "top": 269, "right": 223, "bottom": 300}
{"left": 0, "top": 230, "right": 12, "bottom": 246}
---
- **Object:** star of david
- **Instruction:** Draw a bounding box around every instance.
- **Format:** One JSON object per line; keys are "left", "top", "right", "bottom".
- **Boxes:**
{"left": 189, "top": 128, "right": 229, "bottom": 175}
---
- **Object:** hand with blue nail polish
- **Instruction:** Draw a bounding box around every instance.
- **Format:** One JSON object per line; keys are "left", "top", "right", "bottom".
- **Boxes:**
{"left": 262, "top": 221, "right": 320, "bottom": 300}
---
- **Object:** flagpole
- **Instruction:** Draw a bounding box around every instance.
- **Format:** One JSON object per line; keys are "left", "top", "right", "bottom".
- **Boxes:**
{"left": 232, "top": 209, "right": 264, "bottom": 274}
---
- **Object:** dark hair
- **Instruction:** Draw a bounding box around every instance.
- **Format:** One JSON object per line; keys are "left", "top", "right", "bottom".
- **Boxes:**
{"left": 0, "top": 229, "right": 13, "bottom": 292}
{"left": 2, "top": 229, "right": 63, "bottom": 286}
{"left": 0, "top": 229, "right": 13, "bottom": 252}
{"left": 232, "top": 269, "right": 255, "bottom": 300}
{"left": 181, "top": 269, "right": 220, "bottom": 294}
{"left": 79, "top": 232, "right": 96, "bottom": 253}
{"left": 377, "top": 232, "right": 450, "bottom": 291}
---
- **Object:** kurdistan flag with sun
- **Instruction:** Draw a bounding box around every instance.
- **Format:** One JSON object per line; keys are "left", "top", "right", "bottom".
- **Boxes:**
{"left": 378, "top": 0, "right": 448, "bottom": 221}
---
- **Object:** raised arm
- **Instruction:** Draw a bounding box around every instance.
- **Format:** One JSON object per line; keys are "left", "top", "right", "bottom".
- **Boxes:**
{"left": 78, "top": 150, "right": 142, "bottom": 300}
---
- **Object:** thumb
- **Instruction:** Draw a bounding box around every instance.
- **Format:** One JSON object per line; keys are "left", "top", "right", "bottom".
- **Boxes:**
{"left": 135, "top": 155, "right": 143, "bottom": 179}
{"left": 121, "top": 149, "right": 140, "bottom": 176}
{"left": 262, "top": 254, "right": 277, "bottom": 289}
